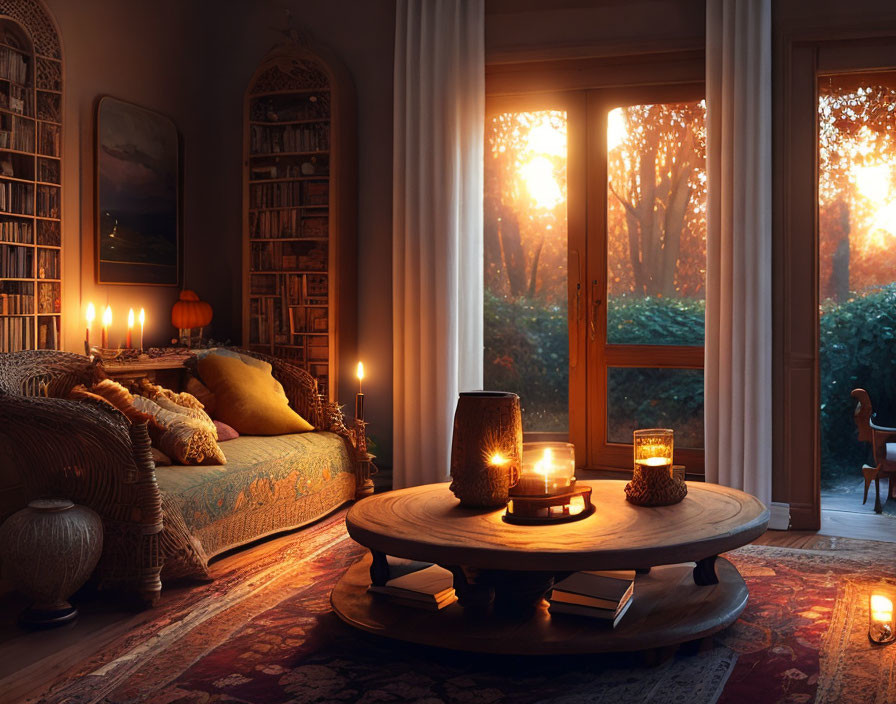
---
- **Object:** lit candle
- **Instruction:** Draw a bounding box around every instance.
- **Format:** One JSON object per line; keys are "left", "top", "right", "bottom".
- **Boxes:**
{"left": 101, "top": 305, "right": 112, "bottom": 348}
{"left": 138, "top": 308, "right": 145, "bottom": 352}
{"left": 870, "top": 593, "right": 895, "bottom": 643}
{"left": 85, "top": 302, "right": 95, "bottom": 349}
{"left": 126, "top": 308, "right": 134, "bottom": 349}
{"left": 355, "top": 361, "right": 365, "bottom": 421}
{"left": 489, "top": 452, "right": 509, "bottom": 467}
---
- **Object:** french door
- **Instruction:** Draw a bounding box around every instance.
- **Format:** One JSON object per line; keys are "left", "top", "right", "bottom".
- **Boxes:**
{"left": 484, "top": 82, "right": 706, "bottom": 473}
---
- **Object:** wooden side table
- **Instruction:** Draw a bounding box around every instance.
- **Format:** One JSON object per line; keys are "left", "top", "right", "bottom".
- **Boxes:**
{"left": 101, "top": 356, "right": 193, "bottom": 389}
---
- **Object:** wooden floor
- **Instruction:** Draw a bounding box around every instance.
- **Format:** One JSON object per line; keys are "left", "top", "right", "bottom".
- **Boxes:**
{"left": 0, "top": 471, "right": 891, "bottom": 701}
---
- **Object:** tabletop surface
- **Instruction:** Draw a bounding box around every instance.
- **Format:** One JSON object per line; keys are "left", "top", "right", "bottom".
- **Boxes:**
{"left": 345, "top": 480, "right": 769, "bottom": 571}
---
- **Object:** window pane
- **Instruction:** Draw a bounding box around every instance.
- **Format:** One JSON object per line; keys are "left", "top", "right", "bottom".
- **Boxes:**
{"left": 818, "top": 73, "right": 896, "bottom": 492}
{"left": 484, "top": 110, "right": 568, "bottom": 432}
{"left": 606, "top": 367, "right": 704, "bottom": 448}
{"left": 606, "top": 101, "right": 707, "bottom": 346}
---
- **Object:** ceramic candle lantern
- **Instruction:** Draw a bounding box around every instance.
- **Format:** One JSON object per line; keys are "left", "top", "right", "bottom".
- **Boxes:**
{"left": 449, "top": 391, "right": 522, "bottom": 508}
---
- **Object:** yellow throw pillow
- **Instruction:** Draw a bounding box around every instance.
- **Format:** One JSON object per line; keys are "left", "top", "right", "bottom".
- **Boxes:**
{"left": 197, "top": 353, "right": 313, "bottom": 435}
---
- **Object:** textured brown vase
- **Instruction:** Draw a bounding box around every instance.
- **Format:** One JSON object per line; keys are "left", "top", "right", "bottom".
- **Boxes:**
{"left": 449, "top": 391, "right": 523, "bottom": 508}
{"left": 0, "top": 499, "right": 103, "bottom": 627}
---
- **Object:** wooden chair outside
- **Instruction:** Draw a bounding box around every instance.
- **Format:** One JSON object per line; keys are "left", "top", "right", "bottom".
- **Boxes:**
{"left": 851, "top": 388, "right": 896, "bottom": 513}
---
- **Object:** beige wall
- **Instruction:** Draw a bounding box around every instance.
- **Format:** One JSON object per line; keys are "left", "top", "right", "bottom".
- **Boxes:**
{"left": 47, "top": 0, "right": 204, "bottom": 351}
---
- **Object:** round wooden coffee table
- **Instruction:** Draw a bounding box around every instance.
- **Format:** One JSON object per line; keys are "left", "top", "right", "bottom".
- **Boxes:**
{"left": 332, "top": 479, "right": 769, "bottom": 654}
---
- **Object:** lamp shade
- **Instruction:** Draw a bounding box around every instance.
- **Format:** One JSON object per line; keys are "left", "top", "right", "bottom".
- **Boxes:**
{"left": 171, "top": 290, "right": 213, "bottom": 329}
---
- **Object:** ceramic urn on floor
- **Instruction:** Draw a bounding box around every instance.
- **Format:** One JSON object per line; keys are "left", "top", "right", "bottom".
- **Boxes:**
{"left": 0, "top": 499, "right": 103, "bottom": 627}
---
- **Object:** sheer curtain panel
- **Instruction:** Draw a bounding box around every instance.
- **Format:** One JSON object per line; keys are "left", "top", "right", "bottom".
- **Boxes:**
{"left": 392, "top": 0, "right": 485, "bottom": 488}
{"left": 705, "top": 0, "right": 773, "bottom": 506}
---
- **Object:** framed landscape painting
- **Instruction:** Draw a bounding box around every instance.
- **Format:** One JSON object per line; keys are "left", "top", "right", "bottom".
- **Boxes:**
{"left": 96, "top": 97, "right": 181, "bottom": 285}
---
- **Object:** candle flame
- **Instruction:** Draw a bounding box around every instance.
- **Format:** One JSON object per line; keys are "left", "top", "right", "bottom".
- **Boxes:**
{"left": 127, "top": 308, "right": 135, "bottom": 328}
{"left": 102, "top": 305, "right": 112, "bottom": 327}
{"left": 534, "top": 447, "right": 555, "bottom": 476}
{"left": 357, "top": 362, "right": 364, "bottom": 381}
{"left": 489, "top": 453, "right": 509, "bottom": 467}
{"left": 139, "top": 308, "right": 145, "bottom": 325}
{"left": 871, "top": 594, "right": 893, "bottom": 619}
{"left": 85, "top": 302, "right": 95, "bottom": 324}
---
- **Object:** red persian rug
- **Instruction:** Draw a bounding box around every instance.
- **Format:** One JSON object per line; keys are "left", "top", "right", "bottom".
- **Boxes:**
{"left": 29, "top": 511, "right": 896, "bottom": 704}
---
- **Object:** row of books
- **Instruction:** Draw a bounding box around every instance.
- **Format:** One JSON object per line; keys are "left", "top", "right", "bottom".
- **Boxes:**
{"left": 37, "top": 248, "right": 58, "bottom": 279}
{"left": 0, "top": 290, "right": 33, "bottom": 314}
{"left": 37, "top": 316, "right": 58, "bottom": 349}
{"left": 0, "top": 115, "right": 35, "bottom": 151}
{"left": 36, "top": 92, "right": 60, "bottom": 123}
{"left": 249, "top": 210, "right": 328, "bottom": 239}
{"left": 37, "top": 281, "right": 60, "bottom": 313}
{"left": 250, "top": 162, "right": 328, "bottom": 181}
{"left": 0, "top": 243, "right": 31, "bottom": 277}
{"left": 37, "top": 185, "right": 59, "bottom": 219}
{"left": 0, "top": 46, "right": 28, "bottom": 86}
{"left": 0, "top": 314, "right": 33, "bottom": 352}
{"left": 39, "top": 123, "right": 59, "bottom": 157}
{"left": 249, "top": 124, "right": 329, "bottom": 155}
{"left": 0, "top": 181, "right": 33, "bottom": 215}
{"left": 38, "top": 158, "right": 59, "bottom": 184}
{"left": 37, "top": 219, "right": 60, "bottom": 246}
{"left": 249, "top": 243, "right": 326, "bottom": 273}
{"left": 249, "top": 181, "right": 328, "bottom": 210}
{"left": 0, "top": 218, "right": 31, "bottom": 243}
{"left": 250, "top": 95, "right": 329, "bottom": 123}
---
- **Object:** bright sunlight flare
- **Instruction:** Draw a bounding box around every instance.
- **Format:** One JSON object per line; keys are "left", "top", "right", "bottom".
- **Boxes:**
{"left": 521, "top": 156, "right": 563, "bottom": 210}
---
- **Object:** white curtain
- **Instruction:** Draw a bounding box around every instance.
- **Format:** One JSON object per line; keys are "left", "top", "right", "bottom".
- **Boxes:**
{"left": 392, "top": 0, "right": 484, "bottom": 488}
{"left": 705, "top": 0, "right": 772, "bottom": 506}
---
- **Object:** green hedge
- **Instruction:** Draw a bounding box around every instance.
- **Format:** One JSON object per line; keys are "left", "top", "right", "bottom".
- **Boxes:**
{"left": 820, "top": 284, "right": 896, "bottom": 484}
{"left": 486, "top": 288, "right": 895, "bottom": 484}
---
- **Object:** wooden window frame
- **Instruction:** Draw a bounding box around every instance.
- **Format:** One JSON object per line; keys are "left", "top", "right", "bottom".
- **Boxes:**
{"left": 486, "top": 52, "right": 706, "bottom": 473}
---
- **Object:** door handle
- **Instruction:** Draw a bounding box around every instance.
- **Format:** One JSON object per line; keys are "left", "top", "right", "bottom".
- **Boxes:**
{"left": 590, "top": 280, "right": 601, "bottom": 341}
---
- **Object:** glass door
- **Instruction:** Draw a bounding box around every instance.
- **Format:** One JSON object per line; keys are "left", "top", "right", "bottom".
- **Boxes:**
{"left": 584, "top": 87, "right": 707, "bottom": 472}
{"left": 483, "top": 86, "right": 706, "bottom": 472}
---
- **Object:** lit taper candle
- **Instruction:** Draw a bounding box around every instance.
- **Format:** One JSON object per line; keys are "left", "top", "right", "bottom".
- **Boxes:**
{"left": 126, "top": 308, "right": 134, "bottom": 349}
{"left": 355, "top": 361, "right": 365, "bottom": 421}
{"left": 101, "top": 305, "right": 112, "bottom": 348}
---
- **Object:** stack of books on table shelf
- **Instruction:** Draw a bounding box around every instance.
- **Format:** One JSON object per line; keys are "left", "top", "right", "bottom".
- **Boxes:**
{"left": 548, "top": 570, "right": 635, "bottom": 627}
{"left": 367, "top": 557, "right": 457, "bottom": 611}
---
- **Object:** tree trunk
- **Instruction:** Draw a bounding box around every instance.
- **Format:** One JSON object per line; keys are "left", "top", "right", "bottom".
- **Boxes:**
{"left": 499, "top": 207, "right": 528, "bottom": 298}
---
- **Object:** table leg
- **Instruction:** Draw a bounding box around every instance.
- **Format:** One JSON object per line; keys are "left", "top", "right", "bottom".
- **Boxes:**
{"left": 489, "top": 571, "right": 556, "bottom": 616}
{"left": 446, "top": 566, "right": 494, "bottom": 611}
{"left": 693, "top": 555, "right": 719, "bottom": 586}
{"left": 369, "top": 550, "right": 390, "bottom": 587}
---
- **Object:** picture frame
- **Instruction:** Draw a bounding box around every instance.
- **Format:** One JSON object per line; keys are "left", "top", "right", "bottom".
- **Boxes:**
{"left": 95, "top": 96, "right": 181, "bottom": 285}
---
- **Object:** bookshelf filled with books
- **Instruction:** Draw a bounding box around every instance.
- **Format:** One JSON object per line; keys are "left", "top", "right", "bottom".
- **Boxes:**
{"left": 243, "top": 42, "right": 355, "bottom": 401}
{"left": 0, "top": 10, "right": 62, "bottom": 353}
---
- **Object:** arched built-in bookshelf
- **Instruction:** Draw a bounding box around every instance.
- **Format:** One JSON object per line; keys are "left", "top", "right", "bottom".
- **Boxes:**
{"left": 243, "top": 40, "right": 356, "bottom": 401}
{"left": 0, "top": 0, "right": 61, "bottom": 353}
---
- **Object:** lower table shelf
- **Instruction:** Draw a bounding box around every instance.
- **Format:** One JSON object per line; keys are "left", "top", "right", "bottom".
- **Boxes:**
{"left": 330, "top": 553, "right": 749, "bottom": 655}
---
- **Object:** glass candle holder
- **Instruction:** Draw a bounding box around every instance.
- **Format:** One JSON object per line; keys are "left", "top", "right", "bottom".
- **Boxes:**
{"left": 515, "top": 442, "right": 576, "bottom": 496}
{"left": 869, "top": 588, "right": 896, "bottom": 644}
{"left": 633, "top": 428, "right": 674, "bottom": 476}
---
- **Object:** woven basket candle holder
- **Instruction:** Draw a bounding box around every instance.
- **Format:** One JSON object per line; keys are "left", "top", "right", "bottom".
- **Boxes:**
{"left": 625, "top": 428, "right": 687, "bottom": 507}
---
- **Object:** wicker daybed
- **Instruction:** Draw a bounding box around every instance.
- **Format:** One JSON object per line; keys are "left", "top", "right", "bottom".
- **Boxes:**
{"left": 0, "top": 349, "right": 369, "bottom": 606}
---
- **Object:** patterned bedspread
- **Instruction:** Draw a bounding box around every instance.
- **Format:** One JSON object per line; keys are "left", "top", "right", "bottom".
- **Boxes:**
{"left": 156, "top": 431, "right": 355, "bottom": 579}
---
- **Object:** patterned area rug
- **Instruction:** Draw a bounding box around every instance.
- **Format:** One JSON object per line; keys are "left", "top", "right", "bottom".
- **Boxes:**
{"left": 30, "top": 512, "right": 896, "bottom": 704}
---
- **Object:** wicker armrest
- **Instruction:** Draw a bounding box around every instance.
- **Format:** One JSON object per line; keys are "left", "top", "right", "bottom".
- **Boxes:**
{"left": 0, "top": 392, "right": 163, "bottom": 605}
